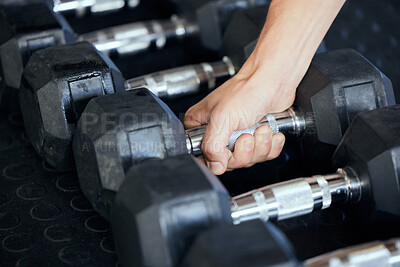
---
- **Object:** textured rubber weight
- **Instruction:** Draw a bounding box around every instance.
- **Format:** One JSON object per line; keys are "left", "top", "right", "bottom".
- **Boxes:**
{"left": 19, "top": 42, "right": 125, "bottom": 171}
{"left": 0, "top": 0, "right": 74, "bottom": 111}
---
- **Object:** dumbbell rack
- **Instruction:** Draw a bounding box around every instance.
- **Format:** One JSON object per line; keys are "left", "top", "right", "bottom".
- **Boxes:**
{"left": 1, "top": 0, "right": 399, "bottom": 266}
{"left": 0, "top": 109, "right": 360, "bottom": 265}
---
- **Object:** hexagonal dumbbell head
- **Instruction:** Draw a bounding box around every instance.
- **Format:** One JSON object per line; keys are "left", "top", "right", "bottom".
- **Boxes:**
{"left": 19, "top": 42, "right": 125, "bottom": 171}
{"left": 333, "top": 105, "right": 400, "bottom": 220}
{"left": 111, "top": 154, "right": 232, "bottom": 267}
{"left": 182, "top": 220, "right": 300, "bottom": 267}
{"left": 294, "top": 49, "right": 395, "bottom": 166}
{"left": 73, "top": 89, "right": 187, "bottom": 220}
{"left": 196, "top": 0, "right": 269, "bottom": 51}
{"left": 0, "top": 0, "right": 74, "bottom": 111}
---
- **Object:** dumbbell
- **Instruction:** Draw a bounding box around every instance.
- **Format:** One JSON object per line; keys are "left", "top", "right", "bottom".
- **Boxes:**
{"left": 0, "top": 0, "right": 198, "bottom": 110}
{"left": 72, "top": 48, "right": 395, "bottom": 221}
{"left": 18, "top": 4, "right": 286, "bottom": 170}
{"left": 111, "top": 103, "right": 400, "bottom": 266}
{"left": 19, "top": 41, "right": 235, "bottom": 171}
{"left": 0, "top": 0, "right": 271, "bottom": 101}
{"left": 20, "top": 3, "right": 286, "bottom": 170}
{"left": 182, "top": 220, "right": 400, "bottom": 267}
{"left": 1, "top": 1, "right": 273, "bottom": 115}
{"left": 96, "top": 6, "right": 285, "bottom": 98}
{"left": 231, "top": 104, "right": 400, "bottom": 224}
{"left": 111, "top": 105, "right": 400, "bottom": 266}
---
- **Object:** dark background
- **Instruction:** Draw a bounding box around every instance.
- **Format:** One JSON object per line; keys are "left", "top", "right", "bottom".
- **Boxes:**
{"left": 0, "top": 0, "right": 399, "bottom": 266}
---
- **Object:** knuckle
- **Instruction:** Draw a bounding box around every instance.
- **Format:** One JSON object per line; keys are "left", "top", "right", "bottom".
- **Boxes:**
{"left": 185, "top": 106, "right": 198, "bottom": 117}
{"left": 201, "top": 142, "right": 215, "bottom": 158}
{"left": 202, "top": 141, "right": 226, "bottom": 162}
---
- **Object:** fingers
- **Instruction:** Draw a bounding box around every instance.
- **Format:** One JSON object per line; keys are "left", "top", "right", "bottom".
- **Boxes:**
{"left": 251, "top": 125, "right": 274, "bottom": 163}
{"left": 266, "top": 132, "right": 285, "bottom": 161}
{"left": 186, "top": 103, "right": 286, "bottom": 173}
{"left": 227, "top": 134, "right": 255, "bottom": 169}
{"left": 226, "top": 127, "right": 286, "bottom": 169}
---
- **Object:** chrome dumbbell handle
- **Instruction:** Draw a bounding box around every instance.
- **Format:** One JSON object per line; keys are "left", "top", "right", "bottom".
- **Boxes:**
{"left": 125, "top": 57, "right": 235, "bottom": 99}
{"left": 185, "top": 107, "right": 306, "bottom": 156}
{"left": 53, "top": 0, "right": 138, "bottom": 14}
{"left": 304, "top": 239, "right": 400, "bottom": 267}
{"left": 79, "top": 16, "right": 199, "bottom": 55}
{"left": 230, "top": 167, "right": 362, "bottom": 224}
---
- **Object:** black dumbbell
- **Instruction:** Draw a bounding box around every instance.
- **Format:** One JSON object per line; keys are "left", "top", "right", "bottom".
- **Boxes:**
{"left": 182, "top": 220, "right": 400, "bottom": 267}
{"left": 131, "top": 6, "right": 326, "bottom": 100}
{"left": 20, "top": 3, "right": 289, "bottom": 170}
{"left": 17, "top": 2, "right": 328, "bottom": 170}
{"left": 72, "top": 48, "right": 394, "bottom": 220}
{"left": 17, "top": 4, "right": 284, "bottom": 171}
{"left": 111, "top": 105, "right": 400, "bottom": 266}
{"left": 0, "top": 0, "right": 198, "bottom": 110}
{"left": 19, "top": 41, "right": 235, "bottom": 171}
{"left": 0, "top": 0, "right": 273, "bottom": 109}
{"left": 230, "top": 105, "right": 400, "bottom": 224}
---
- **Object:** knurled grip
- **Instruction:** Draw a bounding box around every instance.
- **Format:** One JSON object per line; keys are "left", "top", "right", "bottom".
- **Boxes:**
{"left": 145, "top": 66, "right": 202, "bottom": 98}
{"left": 53, "top": 0, "right": 128, "bottom": 14}
{"left": 79, "top": 16, "right": 197, "bottom": 56}
{"left": 304, "top": 239, "right": 400, "bottom": 267}
{"left": 125, "top": 58, "right": 235, "bottom": 99}
{"left": 230, "top": 173, "right": 346, "bottom": 224}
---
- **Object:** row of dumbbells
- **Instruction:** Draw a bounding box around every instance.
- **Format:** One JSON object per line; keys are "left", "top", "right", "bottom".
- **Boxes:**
{"left": 0, "top": 0, "right": 277, "bottom": 111}
{"left": 21, "top": 46, "right": 400, "bottom": 265}
{"left": 64, "top": 46, "right": 397, "bottom": 265}
{"left": 111, "top": 104, "right": 400, "bottom": 266}
{"left": 1, "top": 0, "right": 399, "bottom": 266}
{"left": 2, "top": 0, "right": 301, "bottom": 170}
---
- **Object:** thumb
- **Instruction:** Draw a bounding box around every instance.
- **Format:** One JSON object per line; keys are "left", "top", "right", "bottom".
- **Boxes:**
{"left": 202, "top": 108, "right": 238, "bottom": 175}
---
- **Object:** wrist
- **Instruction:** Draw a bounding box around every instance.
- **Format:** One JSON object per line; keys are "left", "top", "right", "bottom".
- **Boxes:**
{"left": 235, "top": 52, "right": 297, "bottom": 93}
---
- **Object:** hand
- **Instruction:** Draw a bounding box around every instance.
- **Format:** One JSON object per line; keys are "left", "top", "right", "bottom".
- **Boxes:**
{"left": 184, "top": 59, "right": 296, "bottom": 175}
{"left": 185, "top": 0, "right": 345, "bottom": 175}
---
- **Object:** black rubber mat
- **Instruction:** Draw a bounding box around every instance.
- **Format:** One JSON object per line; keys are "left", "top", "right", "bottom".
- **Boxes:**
{"left": 1, "top": 0, "right": 399, "bottom": 266}
{"left": 0, "top": 140, "right": 118, "bottom": 266}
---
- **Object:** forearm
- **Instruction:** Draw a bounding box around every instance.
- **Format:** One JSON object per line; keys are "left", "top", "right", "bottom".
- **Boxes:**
{"left": 241, "top": 0, "right": 345, "bottom": 90}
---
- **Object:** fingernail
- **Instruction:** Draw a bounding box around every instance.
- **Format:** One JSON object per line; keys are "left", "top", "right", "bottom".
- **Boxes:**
{"left": 244, "top": 141, "right": 254, "bottom": 152}
{"left": 263, "top": 131, "right": 272, "bottom": 143}
{"left": 209, "top": 162, "right": 224, "bottom": 174}
{"left": 275, "top": 136, "right": 285, "bottom": 149}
